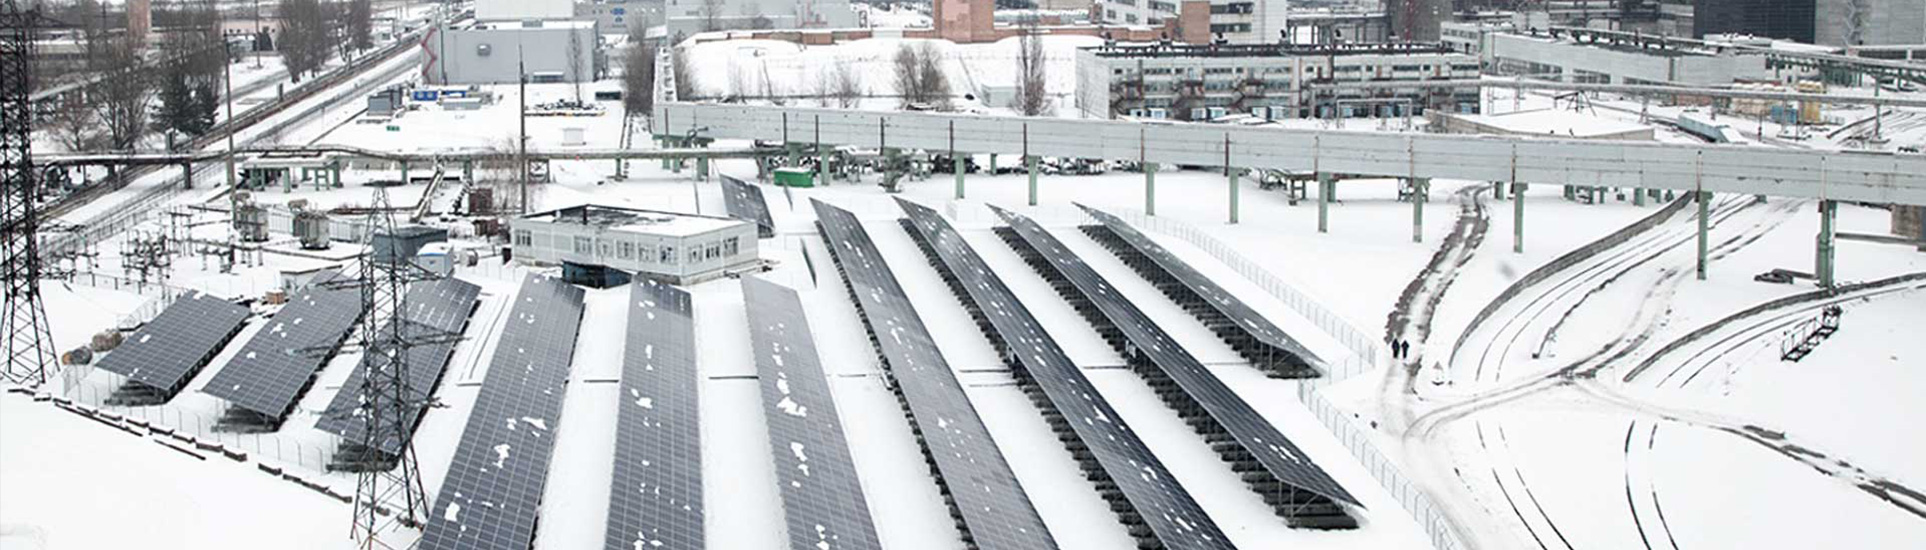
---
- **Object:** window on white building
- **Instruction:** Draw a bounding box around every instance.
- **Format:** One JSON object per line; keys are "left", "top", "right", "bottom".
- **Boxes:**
{"left": 723, "top": 237, "right": 740, "bottom": 257}
{"left": 618, "top": 241, "right": 634, "bottom": 260}
{"left": 513, "top": 230, "right": 532, "bottom": 246}
{"left": 661, "top": 245, "right": 676, "bottom": 264}
{"left": 573, "top": 236, "right": 593, "bottom": 254}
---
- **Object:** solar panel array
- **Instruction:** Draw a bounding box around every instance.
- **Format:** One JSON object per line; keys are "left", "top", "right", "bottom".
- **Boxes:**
{"left": 743, "top": 276, "right": 883, "bottom": 550}
{"left": 896, "top": 198, "right": 1234, "bottom": 550}
{"left": 1078, "top": 204, "right": 1324, "bottom": 376}
{"left": 202, "top": 270, "right": 364, "bottom": 423}
{"left": 604, "top": 279, "right": 704, "bottom": 550}
{"left": 421, "top": 274, "right": 587, "bottom": 550}
{"left": 316, "top": 277, "right": 482, "bottom": 453}
{"left": 992, "top": 206, "right": 1362, "bottom": 510}
{"left": 810, "top": 199, "right": 1059, "bottom": 550}
{"left": 721, "top": 175, "right": 776, "bottom": 238}
{"left": 94, "top": 291, "right": 252, "bottom": 400}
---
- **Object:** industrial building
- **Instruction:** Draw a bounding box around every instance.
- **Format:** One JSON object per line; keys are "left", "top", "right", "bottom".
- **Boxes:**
{"left": 1816, "top": 0, "right": 1926, "bottom": 46}
{"left": 579, "top": 0, "right": 657, "bottom": 36}
{"left": 1432, "top": 109, "right": 1657, "bottom": 140}
{"left": 1094, "top": 0, "right": 1288, "bottom": 44}
{"left": 427, "top": 20, "right": 600, "bottom": 85}
{"left": 662, "top": 0, "right": 859, "bottom": 39}
{"left": 1486, "top": 28, "right": 1787, "bottom": 86}
{"left": 511, "top": 204, "right": 761, "bottom": 284}
{"left": 1692, "top": 0, "right": 1816, "bottom": 43}
{"left": 1076, "top": 42, "right": 1480, "bottom": 120}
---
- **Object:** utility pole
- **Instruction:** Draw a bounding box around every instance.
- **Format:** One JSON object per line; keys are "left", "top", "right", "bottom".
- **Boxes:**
{"left": 225, "top": 49, "right": 238, "bottom": 227}
{"left": 518, "top": 50, "right": 529, "bottom": 215}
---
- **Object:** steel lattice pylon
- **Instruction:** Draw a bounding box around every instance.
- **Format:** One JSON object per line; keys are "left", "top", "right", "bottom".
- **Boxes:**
{"left": 2, "top": 0, "right": 58, "bottom": 387}
{"left": 345, "top": 186, "right": 439, "bottom": 549}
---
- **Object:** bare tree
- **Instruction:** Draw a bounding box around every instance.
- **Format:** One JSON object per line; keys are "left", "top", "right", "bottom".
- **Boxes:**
{"left": 48, "top": 97, "right": 101, "bottom": 153}
{"left": 897, "top": 42, "right": 951, "bottom": 110}
{"left": 700, "top": 0, "right": 725, "bottom": 32}
{"left": 347, "top": 0, "right": 374, "bottom": 52}
{"left": 830, "top": 61, "right": 863, "bottom": 108}
{"left": 94, "top": 36, "right": 154, "bottom": 152}
{"left": 622, "top": 42, "right": 656, "bottom": 115}
{"left": 1013, "top": 18, "right": 1050, "bottom": 116}
{"left": 278, "top": 0, "right": 331, "bottom": 82}
{"left": 568, "top": 29, "right": 587, "bottom": 102}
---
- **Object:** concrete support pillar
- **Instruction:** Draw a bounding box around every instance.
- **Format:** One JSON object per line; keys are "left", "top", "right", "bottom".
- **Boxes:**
{"left": 1317, "top": 172, "right": 1333, "bottom": 233}
{"left": 786, "top": 143, "right": 800, "bottom": 167}
{"left": 819, "top": 145, "right": 831, "bottom": 187}
{"left": 400, "top": 161, "right": 410, "bottom": 187}
{"left": 331, "top": 162, "right": 343, "bottom": 188}
{"left": 1412, "top": 177, "right": 1429, "bottom": 243}
{"left": 989, "top": 154, "right": 997, "bottom": 174}
{"left": 1816, "top": 200, "right": 1837, "bottom": 287}
{"left": 953, "top": 153, "right": 966, "bottom": 199}
{"left": 696, "top": 156, "right": 710, "bottom": 181}
{"left": 661, "top": 138, "right": 674, "bottom": 170}
{"left": 464, "top": 161, "right": 474, "bottom": 185}
{"left": 1633, "top": 186, "right": 1645, "bottom": 206}
{"left": 1696, "top": 191, "right": 1710, "bottom": 280}
{"left": 1492, "top": 181, "right": 1506, "bottom": 200}
{"left": 1144, "top": 163, "right": 1158, "bottom": 216}
{"left": 181, "top": 163, "right": 192, "bottom": 189}
{"left": 1228, "top": 168, "right": 1240, "bottom": 224}
{"left": 1513, "top": 182, "right": 1527, "bottom": 253}
{"left": 1026, "top": 155, "right": 1039, "bottom": 206}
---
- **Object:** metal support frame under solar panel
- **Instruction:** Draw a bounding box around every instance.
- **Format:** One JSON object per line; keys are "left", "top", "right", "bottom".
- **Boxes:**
{"left": 1077, "top": 224, "right": 1320, "bottom": 379}
{"left": 893, "top": 201, "right": 1234, "bottom": 550}
{"left": 92, "top": 293, "right": 253, "bottom": 407}
{"left": 744, "top": 276, "right": 883, "bottom": 550}
{"left": 604, "top": 280, "right": 704, "bottom": 550}
{"left": 991, "top": 216, "right": 1359, "bottom": 530}
{"left": 316, "top": 279, "right": 482, "bottom": 472}
{"left": 810, "top": 200, "right": 1059, "bottom": 550}
{"left": 721, "top": 175, "right": 776, "bottom": 238}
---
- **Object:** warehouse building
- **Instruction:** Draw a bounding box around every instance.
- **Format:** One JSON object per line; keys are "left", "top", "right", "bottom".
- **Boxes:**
{"left": 511, "top": 205, "right": 760, "bottom": 285}
{"left": 1076, "top": 41, "right": 1480, "bottom": 121}
{"left": 1487, "top": 28, "right": 1784, "bottom": 86}
{"left": 427, "top": 19, "right": 600, "bottom": 85}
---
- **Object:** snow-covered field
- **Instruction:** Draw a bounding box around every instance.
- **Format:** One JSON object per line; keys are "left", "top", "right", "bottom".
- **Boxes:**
{"left": 9, "top": 54, "right": 1926, "bottom": 550}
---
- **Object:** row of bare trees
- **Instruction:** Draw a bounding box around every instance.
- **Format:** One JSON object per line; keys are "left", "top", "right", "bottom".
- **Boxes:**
{"left": 279, "top": 0, "right": 374, "bottom": 83}
{"left": 47, "top": 0, "right": 227, "bottom": 153}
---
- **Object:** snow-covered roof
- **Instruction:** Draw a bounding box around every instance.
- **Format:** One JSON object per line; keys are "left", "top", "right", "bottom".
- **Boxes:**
{"left": 1448, "top": 108, "right": 1653, "bottom": 139}
{"left": 523, "top": 204, "right": 747, "bottom": 237}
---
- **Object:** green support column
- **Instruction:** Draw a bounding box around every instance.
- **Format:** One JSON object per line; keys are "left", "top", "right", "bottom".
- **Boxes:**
{"left": 696, "top": 156, "right": 710, "bottom": 181}
{"left": 661, "top": 138, "right": 673, "bottom": 169}
{"left": 1816, "top": 200, "right": 1837, "bottom": 287}
{"left": 786, "top": 143, "right": 800, "bottom": 167}
{"left": 989, "top": 154, "right": 997, "bottom": 174}
{"left": 1228, "top": 168, "right": 1240, "bottom": 224}
{"left": 1144, "top": 163, "right": 1158, "bottom": 216}
{"left": 953, "top": 153, "right": 966, "bottom": 199}
{"left": 1492, "top": 181, "right": 1506, "bottom": 200}
{"left": 1513, "top": 182, "right": 1527, "bottom": 253}
{"left": 1696, "top": 191, "right": 1710, "bottom": 280}
{"left": 1412, "top": 178, "right": 1428, "bottom": 243}
{"left": 1026, "top": 155, "right": 1039, "bottom": 206}
{"left": 1317, "top": 172, "right": 1333, "bottom": 233}
{"left": 819, "top": 144, "right": 831, "bottom": 186}
{"left": 1633, "top": 186, "right": 1645, "bottom": 206}
{"left": 181, "top": 163, "right": 192, "bottom": 189}
{"left": 331, "top": 161, "right": 342, "bottom": 188}
{"left": 400, "top": 161, "right": 409, "bottom": 186}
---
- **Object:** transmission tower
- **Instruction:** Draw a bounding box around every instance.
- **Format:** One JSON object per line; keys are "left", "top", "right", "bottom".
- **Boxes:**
{"left": 2, "top": 0, "right": 59, "bottom": 387}
{"left": 345, "top": 186, "right": 439, "bottom": 548}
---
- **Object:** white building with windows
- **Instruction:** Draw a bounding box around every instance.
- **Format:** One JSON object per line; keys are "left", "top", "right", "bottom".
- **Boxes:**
{"left": 1076, "top": 42, "right": 1481, "bottom": 120}
{"left": 1095, "top": 0, "right": 1288, "bottom": 43}
{"left": 511, "top": 205, "right": 760, "bottom": 284}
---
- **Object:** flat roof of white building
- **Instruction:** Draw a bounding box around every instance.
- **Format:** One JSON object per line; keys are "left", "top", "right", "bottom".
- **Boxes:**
{"left": 1447, "top": 108, "right": 1653, "bottom": 138}
{"left": 523, "top": 204, "right": 747, "bottom": 238}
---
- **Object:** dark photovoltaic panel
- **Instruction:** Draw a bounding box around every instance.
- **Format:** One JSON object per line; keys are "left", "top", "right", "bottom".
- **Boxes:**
{"left": 992, "top": 206, "right": 1362, "bottom": 509}
{"left": 721, "top": 175, "right": 776, "bottom": 238}
{"left": 94, "top": 291, "right": 252, "bottom": 399}
{"left": 421, "top": 274, "right": 587, "bottom": 550}
{"left": 315, "top": 277, "right": 482, "bottom": 453}
{"left": 810, "top": 199, "right": 1058, "bottom": 550}
{"left": 202, "top": 270, "right": 364, "bottom": 422}
{"left": 604, "top": 279, "right": 703, "bottom": 550}
{"left": 743, "top": 276, "right": 882, "bottom": 550}
{"left": 1078, "top": 204, "right": 1324, "bottom": 375}
{"left": 897, "top": 198, "right": 1234, "bottom": 550}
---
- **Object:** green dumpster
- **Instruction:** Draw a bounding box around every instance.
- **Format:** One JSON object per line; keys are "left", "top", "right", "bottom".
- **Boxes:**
{"left": 774, "top": 167, "right": 816, "bottom": 188}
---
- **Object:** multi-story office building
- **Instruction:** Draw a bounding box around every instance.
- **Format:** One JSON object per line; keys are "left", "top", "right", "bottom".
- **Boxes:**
{"left": 1076, "top": 42, "right": 1481, "bottom": 120}
{"left": 1095, "top": 0, "right": 1288, "bottom": 43}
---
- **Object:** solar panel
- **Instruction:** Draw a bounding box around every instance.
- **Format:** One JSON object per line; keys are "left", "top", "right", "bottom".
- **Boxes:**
{"left": 202, "top": 270, "right": 365, "bottom": 424}
{"left": 810, "top": 199, "right": 1059, "bottom": 550}
{"left": 743, "top": 276, "right": 883, "bottom": 550}
{"left": 896, "top": 198, "right": 1234, "bottom": 549}
{"left": 421, "top": 274, "right": 587, "bottom": 550}
{"left": 604, "top": 279, "right": 703, "bottom": 550}
{"left": 93, "top": 291, "right": 252, "bottom": 401}
{"left": 1078, "top": 204, "right": 1324, "bottom": 377}
{"left": 315, "top": 277, "right": 482, "bottom": 453}
{"left": 721, "top": 175, "right": 776, "bottom": 238}
{"left": 992, "top": 206, "right": 1363, "bottom": 515}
